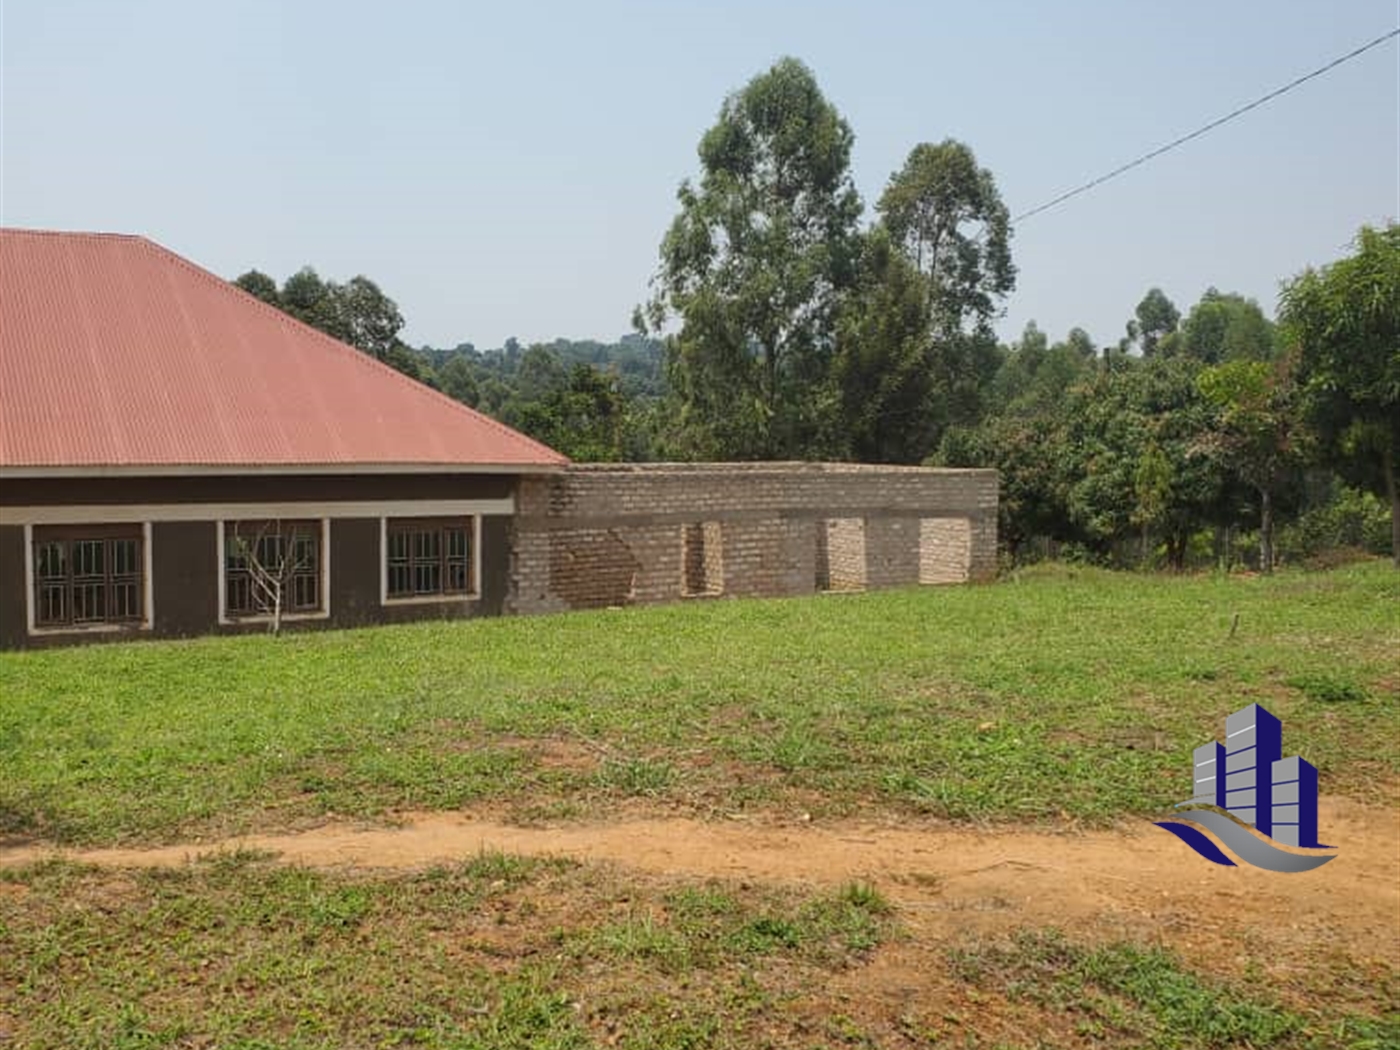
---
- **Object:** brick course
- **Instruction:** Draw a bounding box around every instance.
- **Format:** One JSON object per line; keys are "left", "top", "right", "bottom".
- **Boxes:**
{"left": 508, "top": 463, "right": 997, "bottom": 613}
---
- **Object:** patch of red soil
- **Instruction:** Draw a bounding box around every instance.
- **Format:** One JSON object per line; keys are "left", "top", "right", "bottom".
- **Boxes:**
{"left": 3, "top": 797, "right": 1395, "bottom": 970}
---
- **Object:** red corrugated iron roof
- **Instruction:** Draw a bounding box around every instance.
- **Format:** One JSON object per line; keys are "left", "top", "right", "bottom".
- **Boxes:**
{"left": 0, "top": 229, "right": 568, "bottom": 472}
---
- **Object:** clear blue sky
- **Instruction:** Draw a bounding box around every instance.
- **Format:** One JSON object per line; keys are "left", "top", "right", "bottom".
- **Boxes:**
{"left": 3, "top": 1, "right": 1396, "bottom": 351}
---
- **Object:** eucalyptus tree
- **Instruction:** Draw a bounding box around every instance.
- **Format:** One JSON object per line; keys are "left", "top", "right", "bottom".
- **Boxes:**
{"left": 873, "top": 140, "right": 1015, "bottom": 438}
{"left": 643, "top": 57, "right": 863, "bottom": 459}
{"left": 876, "top": 139, "right": 1015, "bottom": 340}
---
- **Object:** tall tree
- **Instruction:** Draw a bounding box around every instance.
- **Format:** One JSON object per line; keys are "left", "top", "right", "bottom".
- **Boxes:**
{"left": 1178, "top": 288, "right": 1276, "bottom": 363}
{"left": 876, "top": 139, "right": 1015, "bottom": 341}
{"left": 279, "top": 267, "right": 348, "bottom": 341}
{"left": 1279, "top": 223, "right": 1400, "bottom": 565}
{"left": 1127, "top": 288, "right": 1180, "bottom": 356}
{"left": 1062, "top": 326, "right": 1097, "bottom": 360}
{"left": 1196, "top": 357, "right": 1307, "bottom": 573}
{"left": 515, "top": 344, "right": 569, "bottom": 402}
{"left": 643, "top": 57, "right": 863, "bottom": 459}
{"left": 832, "top": 228, "right": 934, "bottom": 462}
{"left": 875, "top": 140, "right": 1014, "bottom": 441}
{"left": 514, "top": 364, "right": 627, "bottom": 462}
{"left": 1058, "top": 357, "right": 1225, "bottom": 568}
{"left": 438, "top": 356, "right": 481, "bottom": 407}
{"left": 338, "top": 275, "right": 404, "bottom": 362}
{"left": 1132, "top": 441, "right": 1174, "bottom": 564}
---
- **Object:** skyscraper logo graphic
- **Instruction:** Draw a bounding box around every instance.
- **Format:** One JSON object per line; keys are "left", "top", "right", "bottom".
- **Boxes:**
{"left": 1155, "top": 703, "right": 1338, "bottom": 872}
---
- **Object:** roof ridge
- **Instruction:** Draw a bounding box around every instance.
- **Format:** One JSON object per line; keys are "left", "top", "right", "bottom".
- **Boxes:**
{"left": 0, "top": 227, "right": 146, "bottom": 241}
{"left": 129, "top": 236, "right": 568, "bottom": 465}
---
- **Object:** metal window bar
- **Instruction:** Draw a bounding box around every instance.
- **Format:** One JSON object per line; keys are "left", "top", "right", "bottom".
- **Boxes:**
{"left": 386, "top": 519, "right": 473, "bottom": 598}
{"left": 31, "top": 531, "right": 142, "bottom": 627}
{"left": 224, "top": 521, "right": 321, "bottom": 618}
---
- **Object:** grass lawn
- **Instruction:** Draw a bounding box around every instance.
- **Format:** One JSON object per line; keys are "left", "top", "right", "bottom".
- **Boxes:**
{"left": 2, "top": 853, "right": 900, "bottom": 1050}
{"left": 3, "top": 853, "right": 1394, "bottom": 1049}
{"left": 2, "top": 562, "right": 1398, "bottom": 1048}
{"left": 2, "top": 561, "right": 1397, "bottom": 846}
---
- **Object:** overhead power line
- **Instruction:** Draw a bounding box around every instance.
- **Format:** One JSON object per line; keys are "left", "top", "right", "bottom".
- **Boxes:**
{"left": 1012, "top": 27, "right": 1400, "bottom": 225}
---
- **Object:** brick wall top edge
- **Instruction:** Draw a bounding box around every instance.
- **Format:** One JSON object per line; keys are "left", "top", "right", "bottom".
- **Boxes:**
{"left": 562, "top": 462, "right": 996, "bottom": 478}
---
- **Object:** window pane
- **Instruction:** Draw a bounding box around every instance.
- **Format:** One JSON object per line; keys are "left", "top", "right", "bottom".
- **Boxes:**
{"left": 257, "top": 535, "right": 285, "bottom": 567}
{"left": 111, "top": 581, "right": 140, "bottom": 619}
{"left": 447, "top": 561, "right": 468, "bottom": 593}
{"left": 32, "top": 529, "right": 143, "bottom": 628}
{"left": 73, "top": 582, "right": 105, "bottom": 622}
{"left": 73, "top": 539, "right": 104, "bottom": 578}
{"left": 37, "top": 542, "right": 66, "bottom": 579}
{"left": 223, "top": 522, "right": 322, "bottom": 618}
{"left": 384, "top": 519, "right": 474, "bottom": 600}
{"left": 37, "top": 584, "right": 66, "bottom": 625}
{"left": 388, "top": 531, "right": 408, "bottom": 561}
{"left": 113, "top": 538, "right": 139, "bottom": 576}
{"left": 227, "top": 574, "right": 251, "bottom": 614}
{"left": 293, "top": 573, "right": 319, "bottom": 610}
{"left": 293, "top": 535, "right": 316, "bottom": 568}
{"left": 446, "top": 527, "right": 467, "bottom": 559}
{"left": 225, "top": 536, "right": 248, "bottom": 570}
{"left": 413, "top": 529, "right": 439, "bottom": 561}
{"left": 414, "top": 562, "right": 441, "bottom": 594}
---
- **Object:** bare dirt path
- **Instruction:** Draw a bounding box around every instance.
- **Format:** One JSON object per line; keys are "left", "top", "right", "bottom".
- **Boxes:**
{"left": 4, "top": 797, "right": 1397, "bottom": 969}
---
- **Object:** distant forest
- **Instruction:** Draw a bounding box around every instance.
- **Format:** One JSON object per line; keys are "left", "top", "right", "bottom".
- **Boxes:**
{"left": 233, "top": 57, "right": 1397, "bottom": 574}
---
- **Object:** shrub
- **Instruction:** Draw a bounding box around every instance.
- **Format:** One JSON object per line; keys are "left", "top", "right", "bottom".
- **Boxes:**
{"left": 1277, "top": 486, "right": 1393, "bottom": 563}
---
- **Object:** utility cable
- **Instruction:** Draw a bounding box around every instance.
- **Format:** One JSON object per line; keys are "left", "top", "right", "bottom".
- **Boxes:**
{"left": 1012, "top": 27, "right": 1400, "bottom": 224}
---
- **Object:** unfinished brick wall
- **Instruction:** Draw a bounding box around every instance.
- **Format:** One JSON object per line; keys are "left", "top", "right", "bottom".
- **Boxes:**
{"left": 508, "top": 463, "right": 998, "bottom": 614}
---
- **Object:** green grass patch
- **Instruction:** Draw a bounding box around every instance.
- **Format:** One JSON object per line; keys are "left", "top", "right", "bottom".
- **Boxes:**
{"left": 0, "top": 855, "right": 893, "bottom": 1049}
{"left": 949, "top": 929, "right": 1400, "bottom": 1049}
{"left": 1, "top": 561, "right": 1396, "bottom": 845}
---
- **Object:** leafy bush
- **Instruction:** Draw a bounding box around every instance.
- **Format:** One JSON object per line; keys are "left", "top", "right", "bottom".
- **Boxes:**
{"left": 1277, "top": 486, "right": 1393, "bottom": 563}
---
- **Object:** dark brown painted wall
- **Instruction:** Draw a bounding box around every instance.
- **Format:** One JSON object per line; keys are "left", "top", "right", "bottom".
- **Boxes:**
{"left": 1, "top": 473, "right": 522, "bottom": 649}
{"left": 0, "top": 525, "right": 26, "bottom": 649}
{"left": 151, "top": 521, "right": 218, "bottom": 636}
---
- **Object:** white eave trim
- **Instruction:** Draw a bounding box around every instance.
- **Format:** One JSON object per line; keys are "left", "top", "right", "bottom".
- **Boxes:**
{"left": 1, "top": 498, "right": 515, "bottom": 526}
{"left": 0, "top": 462, "right": 567, "bottom": 479}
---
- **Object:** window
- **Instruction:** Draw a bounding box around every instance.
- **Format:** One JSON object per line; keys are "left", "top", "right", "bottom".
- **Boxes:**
{"left": 32, "top": 525, "right": 145, "bottom": 628}
{"left": 223, "top": 520, "right": 324, "bottom": 619}
{"left": 384, "top": 517, "right": 475, "bottom": 600}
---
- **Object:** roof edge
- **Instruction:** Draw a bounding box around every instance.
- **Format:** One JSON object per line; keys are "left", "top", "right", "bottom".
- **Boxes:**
{"left": 0, "top": 463, "right": 568, "bottom": 479}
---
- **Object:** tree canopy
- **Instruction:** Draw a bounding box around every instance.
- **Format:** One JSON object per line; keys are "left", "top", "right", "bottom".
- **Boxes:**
{"left": 643, "top": 57, "right": 863, "bottom": 459}
{"left": 876, "top": 139, "right": 1015, "bottom": 341}
{"left": 235, "top": 266, "right": 405, "bottom": 363}
{"left": 1177, "top": 288, "right": 1276, "bottom": 363}
{"left": 1280, "top": 222, "right": 1400, "bottom": 563}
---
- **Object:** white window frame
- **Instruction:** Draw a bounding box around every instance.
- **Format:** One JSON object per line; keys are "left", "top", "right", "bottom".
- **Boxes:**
{"left": 23, "top": 522, "right": 154, "bottom": 637}
{"left": 380, "top": 514, "right": 483, "bottom": 606}
{"left": 216, "top": 518, "right": 331, "bottom": 626}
